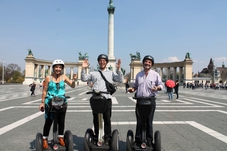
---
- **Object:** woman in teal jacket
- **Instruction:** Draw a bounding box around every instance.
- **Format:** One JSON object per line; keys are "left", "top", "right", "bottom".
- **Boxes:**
{"left": 39, "top": 59, "right": 77, "bottom": 149}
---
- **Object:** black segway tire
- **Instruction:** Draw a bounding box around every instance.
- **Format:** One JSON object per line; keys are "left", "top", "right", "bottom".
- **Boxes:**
{"left": 126, "top": 130, "right": 134, "bottom": 151}
{"left": 64, "top": 130, "right": 73, "bottom": 151}
{"left": 111, "top": 129, "right": 119, "bottom": 151}
{"left": 35, "top": 133, "right": 43, "bottom": 151}
{"left": 83, "top": 128, "right": 94, "bottom": 151}
{"left": 154, "top": 131, "right": 161, "bottom": 151}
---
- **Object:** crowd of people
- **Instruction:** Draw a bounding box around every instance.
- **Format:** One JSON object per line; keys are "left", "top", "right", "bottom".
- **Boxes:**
{"left": 183, "top": 81, "right": 227, "bottom": 90}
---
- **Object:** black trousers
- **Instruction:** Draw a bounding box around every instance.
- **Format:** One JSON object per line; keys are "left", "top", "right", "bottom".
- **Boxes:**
{"left": 175, "top": 89, "right": 179, "bottom": 98}
{"left": 93, "top": 99, "right": 112, "bottom": 139}
{"left": 135, "top": 100, "right": 156, "bottom": 142}
{"left": 43, "top": 109, "right": 67, "bottom": 137}
{"left": 31, "top": 89, "right": 35, "bottom": 96}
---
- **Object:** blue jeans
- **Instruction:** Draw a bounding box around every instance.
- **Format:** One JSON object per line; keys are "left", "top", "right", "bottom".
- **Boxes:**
{"left": 167, "top": 92, "right": 173, "bottom": 100}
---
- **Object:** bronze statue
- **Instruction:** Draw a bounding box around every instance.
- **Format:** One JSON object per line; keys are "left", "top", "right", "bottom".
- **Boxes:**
{"left": 28, "top": 49, "right": 33, "bottom": 55}
{"left": 130, "top": 51, "right": 141, "bottom": 60}
{"left": 185, "top": 52, "right": 190, "bottom": 59}
{"left": 109, "top": 0, "right": 113, "bottom": 6}
{"left": 78, "top": 52, "right": 89, "bottom": 60}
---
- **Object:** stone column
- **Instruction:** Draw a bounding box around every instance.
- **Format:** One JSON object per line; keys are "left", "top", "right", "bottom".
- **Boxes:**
{"left": 179, "top": 67, "right": 183, "bottom": 82}
{"left": 48, "top": 66, "right": 51, "bottom": 76}
{"left": 70, "top": 67, "right": 74, "bottom": 80}
{"left": 23, "top": 54, "right": 35, "bottom": 85}
{"left": 107, "top": 0, "right": 116, "bottom": 72}
{"left": 167, "top": 67, "right": 170, "bottom": 79}
{"left": 41, "top": 65, "right": 45, "bottom": 79}
{"left": 130, "top": 60, "right": 142, "bottom": 82}
{"left": 173, "top": 67, "right": 177, "bottom": 81}
{"left": 184, "top": 59, "right": 193, "bottom": 83}
{"left": 160, "top": 68, "right": 163, "bottom": 80}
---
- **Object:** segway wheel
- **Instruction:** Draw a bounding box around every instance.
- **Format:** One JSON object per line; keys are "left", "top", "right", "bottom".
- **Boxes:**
{"left": 35, "top": 133, "right": 43, "bottom": 151}
{"left": 154, "top": 130, "right": 161, "bottom": 151}
{"left": 64, "top": 130, "right": 73, "bottom": 151}
{"left": 126, "top": 130, "right": 133, "bottom": 151}
{"left": 111, "top": 129, "right": 119, "bottom": 151}
{"left": 83, "top": 128, "right": 94, "bottom": 151}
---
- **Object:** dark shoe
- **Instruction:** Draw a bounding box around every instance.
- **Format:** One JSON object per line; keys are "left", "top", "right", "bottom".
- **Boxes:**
{"left": 104, "top": 138, "right": 110, "bottom": 145}
{"left": 42, "top": 138, "right": 48, "bottom": 149}
{"left": 147, "top": 140, "right": 151, "bottom": 147}
{"left": 93, "top": 135, "right": 98, "bottom": 145}
{"left": 133, "top": 140, "right": 141, "bottom": 146}
{"left": 58, "top": 137, "right": 65, "bottom": 146}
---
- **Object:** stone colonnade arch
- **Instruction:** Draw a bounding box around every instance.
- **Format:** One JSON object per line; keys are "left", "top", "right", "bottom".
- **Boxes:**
{"left": 23, "top": 54, "right": 87, "bottom": 85}
{"left": 129, "top": 58, "right": 193, "bottom": 84}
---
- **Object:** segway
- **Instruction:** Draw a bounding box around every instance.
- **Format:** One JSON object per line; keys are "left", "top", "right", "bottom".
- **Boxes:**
{"left": 126, "top": 96, "right": 161, "bottom": 151}
{"left": 84, "top": 90, "right": 119, "bottom": 151}
{"left": 35, "top": 96, "right": 73, "bottom": 151}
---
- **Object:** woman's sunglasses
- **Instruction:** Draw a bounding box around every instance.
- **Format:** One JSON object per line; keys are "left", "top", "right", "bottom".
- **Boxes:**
{"left": 56, "top": 83, "right": 60, "bottom": 90}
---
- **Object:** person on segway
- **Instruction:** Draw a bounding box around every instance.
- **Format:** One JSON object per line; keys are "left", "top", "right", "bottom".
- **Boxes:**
{"left": 38, "top": 59, "right": 77, "bottom": 149}
{"left": 128, "top": 55, "right": 163, "bottom": 147}
{"left": 81, "top": 54, "right": 124, "bottom": 145}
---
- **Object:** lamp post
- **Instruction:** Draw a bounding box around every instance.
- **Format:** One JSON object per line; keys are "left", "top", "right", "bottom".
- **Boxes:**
{"left": 2, "top": 59, "right": 4, "bottom": 84}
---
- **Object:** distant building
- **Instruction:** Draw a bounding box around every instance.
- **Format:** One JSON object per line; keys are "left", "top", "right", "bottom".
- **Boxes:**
{"left": 197, "top": 58, "right": 214, "bottom": 78}
{"left": 194, "top": 58, "right": 227, "bottom": 84}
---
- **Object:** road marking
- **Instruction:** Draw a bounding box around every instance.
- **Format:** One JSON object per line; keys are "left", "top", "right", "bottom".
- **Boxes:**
{"left": 190, "top": 97, "right": 227, "bottom": 106}
{"left": 111, "top": 121, "right": 227, "bottom": 144}
{"left": 0, "top": 106, "right": 14, "bottom": 112}
{"left": 187, "top": 121, "right": 227, "bottom": 143}
{"left": 78, "top": 90, "right": 88, "bottom": 95}
{"left": 111, "top": 97, "right": 118, "bottom": 104}
{"left": 0, "top": 112, "right": 43, "bottom": 135}
{"left": 129, "top": 97, "right": 136, "bottom": 103}
{"left": 183, "top": 98, "right": 222, "bottom": 107}
{"left": 23, "top": 99, "right": 41, "bottom": 104}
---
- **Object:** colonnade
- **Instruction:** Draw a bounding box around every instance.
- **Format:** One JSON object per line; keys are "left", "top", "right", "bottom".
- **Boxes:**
{"left": 23, "top": 53, "right": 193, "bottom": 85}
{"left": 23, "top": 54, "right": 85, "bottom": 85}
{"left": 130, "top": 58, "right": 193, "bottom": 83}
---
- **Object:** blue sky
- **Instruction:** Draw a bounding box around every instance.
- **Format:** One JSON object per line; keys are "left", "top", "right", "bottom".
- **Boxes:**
{"left": 1, "top": 0, "right": 227, "bottom": 74}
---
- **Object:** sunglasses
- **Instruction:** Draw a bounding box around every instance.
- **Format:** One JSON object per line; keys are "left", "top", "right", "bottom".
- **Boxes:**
{"left": 56, "top": 83, "right": 60, "bottom": 90}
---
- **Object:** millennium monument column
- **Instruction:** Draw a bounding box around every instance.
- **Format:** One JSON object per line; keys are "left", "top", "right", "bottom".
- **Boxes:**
{"left": 107, "top": 0, "right": 116, "bottom": 71}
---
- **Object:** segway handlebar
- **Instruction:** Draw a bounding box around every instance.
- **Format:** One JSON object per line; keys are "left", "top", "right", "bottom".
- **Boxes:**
{"left": 132, "top": 96, "right": 156, "bottom": 100}
{"left": 86, "top": 90, "right": 110, "bottom": 95}
{"left": 44, "top": 95, "right": 70, "bottom": 99}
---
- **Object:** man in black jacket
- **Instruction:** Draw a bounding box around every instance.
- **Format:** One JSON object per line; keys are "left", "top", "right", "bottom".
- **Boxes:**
{"left": 30, "top": 82, "right": 36, "bottom": 96}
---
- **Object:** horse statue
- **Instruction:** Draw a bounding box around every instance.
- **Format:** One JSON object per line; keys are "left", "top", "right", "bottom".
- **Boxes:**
{"left": 78, "top": 52, "right": 89, "bottom": 60}
{"left": 185, "top": 52, "right": 191, "bottom": 59}
{"left": 130, "top": 51, "right": 141, "bottom": 60}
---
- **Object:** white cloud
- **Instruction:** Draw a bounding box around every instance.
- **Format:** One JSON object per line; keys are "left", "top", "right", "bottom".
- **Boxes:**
{"left": 163, "top": 56, "right": 181, "bottom": 62}
{"left": 213, "top": 57, "right": 227, "bottom": 66}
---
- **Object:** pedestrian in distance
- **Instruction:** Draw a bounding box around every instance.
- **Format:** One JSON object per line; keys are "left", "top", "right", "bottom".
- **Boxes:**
{"left": 125, "top": 78, "right": 130, "bottom": 93}
{"left": 38, "top": 59, "right": 77, "bottom": 149}
{"left": 81, "top": 54, "right": 124, "bottom": 145}
{"left": 166, "top": 85, "right": 173, "bottom": 100}
{"left": 30, "top": 82, "right": 36, "bottom": 96}
{"left": 127, "top": 55, "right": 163, "bottom": 147}
{"left": 174, "top": 80, "right": 179, "bottom": 99}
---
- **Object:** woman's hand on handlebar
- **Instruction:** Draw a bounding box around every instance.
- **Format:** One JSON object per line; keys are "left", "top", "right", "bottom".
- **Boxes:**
{"left": 39, "top": 103, "right": 45, "bottom": 112}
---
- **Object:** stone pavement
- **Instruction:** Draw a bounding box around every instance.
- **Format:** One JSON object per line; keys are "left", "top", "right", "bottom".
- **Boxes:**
{"left": 178, "top": 86, "right": 227, "bottom": 99}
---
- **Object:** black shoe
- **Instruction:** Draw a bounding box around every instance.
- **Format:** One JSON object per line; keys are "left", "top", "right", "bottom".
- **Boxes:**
{"left": 133, "top": 140, "right": 141, "bottom": 146}
{"left": 104, "top": 138, "right": 110, "bottom": 145}
{"left": 93, "top": 135, "right": 98, "bottom": 145}
{"left": 147, "top": 140, "right": 151, "bottom": 147}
